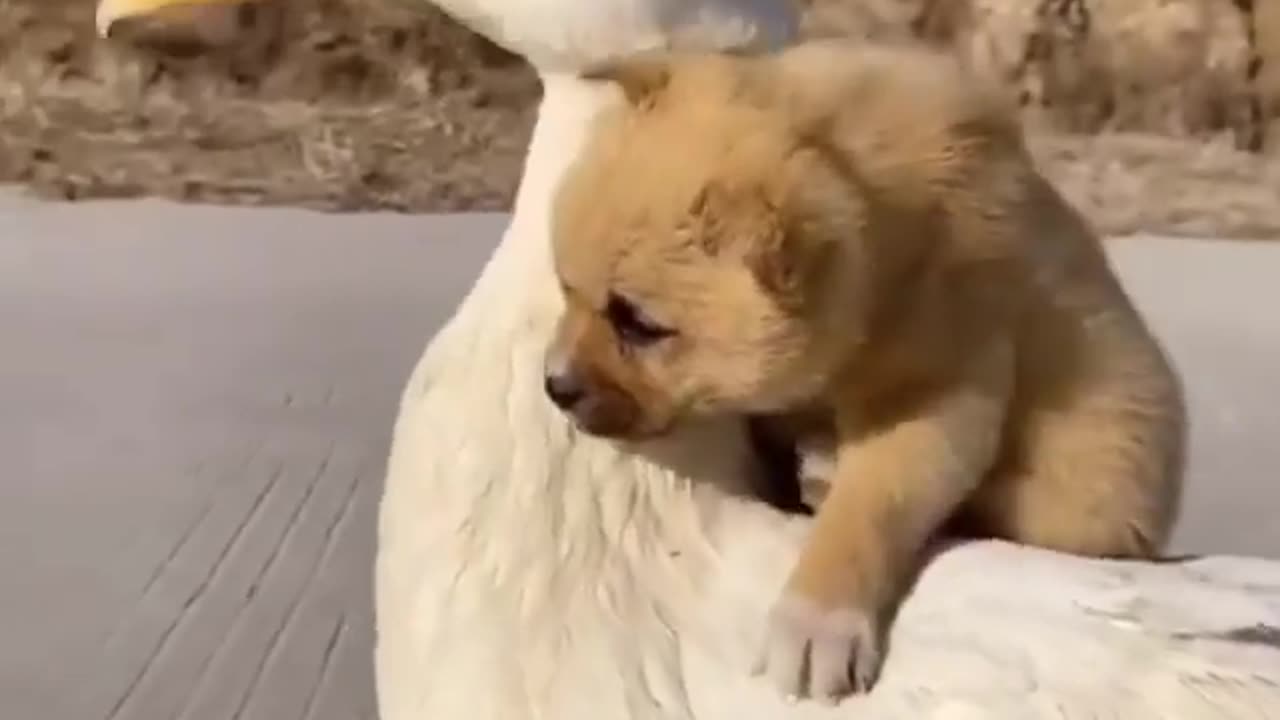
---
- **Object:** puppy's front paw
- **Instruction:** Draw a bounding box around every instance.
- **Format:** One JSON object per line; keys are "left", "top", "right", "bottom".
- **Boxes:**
{"left": 753, "top": 593, "right": 883, "bottom": 703}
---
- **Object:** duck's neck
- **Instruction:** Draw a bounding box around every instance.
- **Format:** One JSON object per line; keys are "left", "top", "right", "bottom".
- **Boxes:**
{"left": 380, "top": 66, "right": 783, "bottom": 720}
{"left": 471, "top": 72, "right": 622, "bottom": 311}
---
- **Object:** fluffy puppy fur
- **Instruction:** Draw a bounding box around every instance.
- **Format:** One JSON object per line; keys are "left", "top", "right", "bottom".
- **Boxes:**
{"left": 543, "top": 39, "right": 1187, "bottom": 703}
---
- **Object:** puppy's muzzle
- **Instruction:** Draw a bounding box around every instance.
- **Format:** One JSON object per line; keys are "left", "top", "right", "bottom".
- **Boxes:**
{"left": 544, "top": 370, "right": 586, "bottom": 412}
{"left": 542, "top": 365, "right": 640, "bottom": 438}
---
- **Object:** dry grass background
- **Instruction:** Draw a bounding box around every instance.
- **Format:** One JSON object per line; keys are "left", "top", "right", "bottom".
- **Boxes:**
{"left": 1, "top": 0, "right": 1278, "bottom": 237}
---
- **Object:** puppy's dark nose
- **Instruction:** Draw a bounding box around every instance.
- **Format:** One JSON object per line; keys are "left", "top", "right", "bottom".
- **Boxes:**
{"left": 544, "top": 371, "right": 586, "bottom": 410}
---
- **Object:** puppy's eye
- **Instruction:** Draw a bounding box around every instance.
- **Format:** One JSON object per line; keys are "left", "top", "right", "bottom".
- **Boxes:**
{"left": 606, "top": 292, "right": 674, "bottom": 347}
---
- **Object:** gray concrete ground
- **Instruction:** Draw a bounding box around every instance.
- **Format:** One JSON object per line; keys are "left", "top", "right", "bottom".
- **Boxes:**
{"left": 0, "top": 193, "right": 1276, "bottom": 719}
{"left": 0, "top": 194, "right": 502, "bottom": 720}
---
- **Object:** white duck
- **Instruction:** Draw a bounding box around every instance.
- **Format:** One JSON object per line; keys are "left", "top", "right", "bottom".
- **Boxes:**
{"left": 96, "top": 1, "right": 1280, "bottom": 718}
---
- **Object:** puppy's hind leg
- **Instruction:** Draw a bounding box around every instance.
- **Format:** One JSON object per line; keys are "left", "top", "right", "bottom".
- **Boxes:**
{"left": 963, "top": 384, "right": 1186, "bottom": 559}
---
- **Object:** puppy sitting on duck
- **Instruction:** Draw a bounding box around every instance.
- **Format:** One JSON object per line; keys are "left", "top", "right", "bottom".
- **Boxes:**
{"left": 542, "top": 39, "right": 1186, "bottom": 704}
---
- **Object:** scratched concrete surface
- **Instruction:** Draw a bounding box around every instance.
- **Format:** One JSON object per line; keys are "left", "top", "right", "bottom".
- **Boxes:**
{"left": 0, "top": 192, "right": 1276, "bottom": 720}
{"left": 0, "top": 193, "right": 504, "bottom": 720}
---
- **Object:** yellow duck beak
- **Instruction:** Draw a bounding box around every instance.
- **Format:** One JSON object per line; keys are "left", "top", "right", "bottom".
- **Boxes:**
{"left": 95, "top": 0, "right": 251, "bottom": 40}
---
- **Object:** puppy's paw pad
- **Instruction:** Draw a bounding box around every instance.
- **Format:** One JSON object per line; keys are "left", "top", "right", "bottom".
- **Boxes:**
{"left": 755, "top": 594, "right": 883, "bottom": 703}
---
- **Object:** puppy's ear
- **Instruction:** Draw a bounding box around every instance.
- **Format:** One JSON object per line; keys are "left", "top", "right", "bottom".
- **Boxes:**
{"left": 745, "top": 206, "right": 836, "bottom": 309}
{"left": 686, "top": 182, "right": 723, "bottom": 254}
{"left": 685, "top": 181, "right": 750, "bottom": 257}
{"left": 746, "top": 233, "right": 802, "bottom": 306}
{"left": 583, "top": 54, "right": 672, "bottom": 108}
{"left": 689, "top": 180, "right": 802, "bottom": 299}
{"left": 686, "top": 183, "right": 810, "bottom": 282}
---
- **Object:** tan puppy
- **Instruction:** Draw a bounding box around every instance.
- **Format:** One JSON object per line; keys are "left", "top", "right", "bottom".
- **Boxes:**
{"left": 543, "top": 39, "right": 1186, "bottom": 703}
